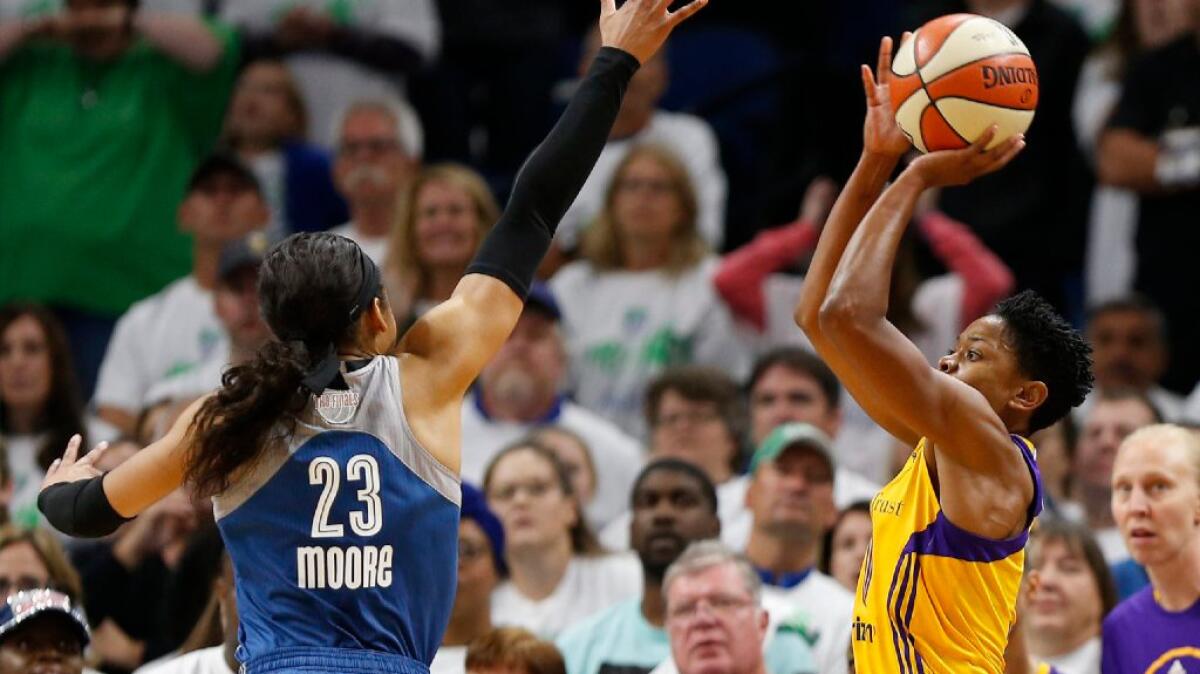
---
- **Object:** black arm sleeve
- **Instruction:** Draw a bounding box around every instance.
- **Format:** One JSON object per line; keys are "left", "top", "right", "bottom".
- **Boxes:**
{"left": 465, "top": 46, "right": 640, "bottom": 298}
{"left": 38, "top": 474, "right": 132, "bottom": 538}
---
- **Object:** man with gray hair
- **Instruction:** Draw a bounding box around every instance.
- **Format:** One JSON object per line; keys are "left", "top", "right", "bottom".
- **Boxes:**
{"left": 330, "top": 98, "right": 422, "bottom": 263}
{"left": 662, "top": 541, "right": 814, "bottom": 674}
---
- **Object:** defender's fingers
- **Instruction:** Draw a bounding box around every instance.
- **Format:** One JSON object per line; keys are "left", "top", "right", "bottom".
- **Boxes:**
{"left": 876, "top": 36, "right": 894, "bottom": 82}
{"left": 62, "top": 434, "right": 82, "bottom": 464}
{"left": 79, "top": 441, "right": 110, "bottom": 466}
{"left": 666, "top": 0, "right": 707, "bottom": 27}
{"left": 861, "top": 65, "right": 880, "bottom": 104}
{"left": 600, "top": 0, "right": 616, "bottom": 17}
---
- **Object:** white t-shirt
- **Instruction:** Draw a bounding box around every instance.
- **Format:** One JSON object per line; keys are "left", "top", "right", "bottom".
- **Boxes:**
{"left": 220, "top": 0, "right": 438, "bottom": 150}
{"left": 759, "top": 273, "right": 963, "bottom": 485}
{"left": 491, "top": 553, "right": 642, "bottom": 639}
{"left": 460, "top": 391, "right": 645, "bottom": 529}
{"left": 556, "top": 111, "right": 726, "bottom": 251}
{"left": 134, "top": 646, "right": 233, "bottom": 674}
{"left": 1037, "top": 636, "right": 1101, "bottom": 674}
{"left": 430, "top": 645, "right": 466, "bottom": 674}
{"left": 599, "top": 475, "right": 753, "bottom": 551}
{"left": 2, "top": 418, "right": 117, "bottom": 530}
{"left": 144, "top": 346, "right": 228, "bottom": 405}
{"left": 761, "top": 571, "right": 854, "bottom": 674}
{"left": 550, "top": 258, "right": 750, "bottom": 437}
{"left": 94, "top": 275, "right": 225, "bottom": 413}
{"left": 331, "top": 222, "right": 389, "bottom": 265}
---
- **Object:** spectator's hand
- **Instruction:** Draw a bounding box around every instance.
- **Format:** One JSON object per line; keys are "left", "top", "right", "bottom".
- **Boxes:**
{"left": 275, "top": 6, "right": 335, "bottom": 50}
{"left": 113, "top": 489, "right": 196, "bottom": 569}
{"left": 41, "top": 434, "right": 109, "bottom": 490}
{"left": 799, "top": 177, "right": 837, "bottom": 230}
{"left": 861, "top": 35, "right": 913, "bottom": 159}
{"left": 907, "top": 127, "right": 1024, "bottom": 188}
{"left": 599, "top": 0, "right": 707, "bottom": 65}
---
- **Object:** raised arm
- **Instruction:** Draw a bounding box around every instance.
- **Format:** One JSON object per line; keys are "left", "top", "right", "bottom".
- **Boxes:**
{"left": 793, "top": 36, "right": 919, "bottom": 445}
{"left": 397, "top": 0, "right": 706, "bottom": 407}
{"left": 818, "top": 130, "right": 1030, "bottom": 538}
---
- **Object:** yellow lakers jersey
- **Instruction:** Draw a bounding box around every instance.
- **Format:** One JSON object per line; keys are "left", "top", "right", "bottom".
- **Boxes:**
{"left": 851, "top": 435, "right": 1041, "bottom": 674}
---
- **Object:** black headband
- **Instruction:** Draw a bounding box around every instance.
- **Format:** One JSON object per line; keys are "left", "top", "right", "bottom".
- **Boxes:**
{"left": 299, "top": 248, "right": 382, "bottom": 395}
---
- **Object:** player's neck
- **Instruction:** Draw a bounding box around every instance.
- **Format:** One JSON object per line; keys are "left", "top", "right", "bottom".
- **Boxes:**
{"left": 507, "top": 537, "right": 573, "bottom": 601}
{"left": 743, "top": 529, "right": 817, "bottom": 576}
{"left": 1027, "top": 624, "right": 1097, "bottom": 660}
{"left": 1147, "top": 537, "right": 1200, "bottom": 611}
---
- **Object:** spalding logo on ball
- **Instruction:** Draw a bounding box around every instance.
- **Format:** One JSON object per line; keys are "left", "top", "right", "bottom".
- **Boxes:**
{"left": 889, "top": 14, "right": 1038, "bottom": 153}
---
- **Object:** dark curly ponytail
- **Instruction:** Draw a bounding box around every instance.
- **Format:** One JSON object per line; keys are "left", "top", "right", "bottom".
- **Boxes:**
{"left": 186, "top": 233, "right": 381, "bottom": 497}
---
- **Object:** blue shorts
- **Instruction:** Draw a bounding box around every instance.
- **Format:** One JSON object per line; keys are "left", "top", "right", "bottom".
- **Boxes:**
{"left": 242, "top": 647, "right": 431, "bottom": 674}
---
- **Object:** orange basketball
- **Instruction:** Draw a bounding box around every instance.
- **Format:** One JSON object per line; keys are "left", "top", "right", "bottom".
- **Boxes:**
{"left": 889, "top": 14, "right": 1038, "bottom": 153}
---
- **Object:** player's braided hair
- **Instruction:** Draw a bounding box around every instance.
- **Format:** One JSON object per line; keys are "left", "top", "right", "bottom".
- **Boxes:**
{"left": 994, "top": 290, "right": 1093, "bottom": 433}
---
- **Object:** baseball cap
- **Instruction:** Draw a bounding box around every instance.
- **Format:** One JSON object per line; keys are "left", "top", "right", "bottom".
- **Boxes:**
{"left": 0, "top": 589, "right": 89, "bottom": 647}
{"left": 217, "top": 230, "right": 281, "bottom": 282}
{"left": 748, "top": 422, "right": 836, "bottom": 475}
{"left": 525, "top": 282, "right": 560, "bottom": 321}
{"left": 188, "top": 151, "right": 261, "bottom": 195}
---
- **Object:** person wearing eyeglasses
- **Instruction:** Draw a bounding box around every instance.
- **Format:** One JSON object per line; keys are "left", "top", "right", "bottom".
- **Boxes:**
{"left": 664, "top": 541, "right": 812, "bottom": 674}
{"left": 0, "top": 589, "right": 90, "bottom": 674}
{"left": 330, "top": 99, "right": 422, "bottom": 264}
{"left": 432, "top": 483, "right": 506, "bottom": 674}
{"left": 483, "top": 440, "right": 640, "bottom": 639}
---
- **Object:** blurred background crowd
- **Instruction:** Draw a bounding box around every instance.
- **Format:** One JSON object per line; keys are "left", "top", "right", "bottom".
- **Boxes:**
{"left": 1, "top": 0, "right": 1199, "bottom": 672}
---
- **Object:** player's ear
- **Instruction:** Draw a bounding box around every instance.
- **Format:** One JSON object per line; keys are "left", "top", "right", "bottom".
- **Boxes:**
{"left": 1010, "top": 379, "right": 1048, "bottom": 415}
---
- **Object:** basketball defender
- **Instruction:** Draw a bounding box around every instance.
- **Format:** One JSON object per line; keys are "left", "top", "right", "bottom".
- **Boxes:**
{"left": 795, "top": 38, "right": 1093, "bottom": 673}
{"left": 34, "top": 2, "right": 705, "bottom": 674}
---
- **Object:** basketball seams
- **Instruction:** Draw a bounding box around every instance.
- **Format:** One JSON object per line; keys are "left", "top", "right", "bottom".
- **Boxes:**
{"left": 911, "top": 31, "right": 970, "bottom": 149}
{"left": 922, "top": 52, "right": 1037, "bottom": 89}
{"left": 933, "top": 95, "right": 1038, "bottom": 113}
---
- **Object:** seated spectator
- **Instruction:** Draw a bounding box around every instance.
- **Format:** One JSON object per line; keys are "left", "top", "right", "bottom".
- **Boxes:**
{"left": 1079, "top": 295, "right": 1183, "bottom": 421}
{"left": 460, "top": 283, "right": 642, "bottom": 529}
{"left": 330, "top": 99, "right": 422, "bottom": 263}
{"left": 819, "top": 501, "right": 872, "bottom": 594}
{"left": 93, "top": 153, "right": 269, "bottom": 436}
{"left": 0, "top": 588, "right": 90, "bottom": 674}
{"left": 383, "top": 164, "right": 499, "bottom": 326}
{"left": 223, "top": 59, "right": 348, "bottom": 234}
{"left": 220, "top": 0, "right": 438, "bottom": 150}
{"left": 484, "top": 441, "right": 640, "bottom": 639}
{"left": 1098, "top": 6, "right": 1200, "bottom": 393}
{"left": 0, "top": 525, "right": 82, "bottom": 600}
{"left": 550, "top": 146, "right": 748, "bottom": 435}
{"left": 0, "top": 1, "right": 239, "bottom": 395}
{"left": 743, "top": 348, "right": 881, "bottom": 498}
{"left": 0, "top": 305, "right": 117, "bottom": 528}
{"left": 1072, "top": 389, "right": 1160, "bottom": 564}
{"left": 557, "top": 459, "right": 816, "bottom": 674}
{"left": 143, "top": 232, "right": 278, "bottom": 406}
{"left": 664, "top": 541, "right": 809, "bottom": 674}
{"left": 433, "top": 483, "right": 505, "bottom": 674}
{"left": 552, "top": 28, "right": 726, "bottom": 257}
{"left": 742, "top": 423, "right": 851, "bottom": 674}
{"left": 134, "top": 532, "right": 236, "bottom": 674}
{"left": 598, "top": 367, "right": 747, "bottom": 550}
{"left": 1101, "top": 424, "right": 1200, "bottom": 672}
{"left": 1020, "top": 518, "right": 1116, "bottom": 674}
{"left": 466, "top": 627, "right": 566, "bottom": 674}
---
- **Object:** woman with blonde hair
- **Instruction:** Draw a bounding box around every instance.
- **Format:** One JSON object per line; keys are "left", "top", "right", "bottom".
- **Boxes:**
{"left": 384, "top": 163, "right": 501, "bottom": 326}
{"left": 550, "top": 144, "right": 747, "bottom": 436}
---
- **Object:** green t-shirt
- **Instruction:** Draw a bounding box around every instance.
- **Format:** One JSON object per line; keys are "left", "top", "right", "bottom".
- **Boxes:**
{"left": 0, "top": 23, "right": 239, "bottom": 315}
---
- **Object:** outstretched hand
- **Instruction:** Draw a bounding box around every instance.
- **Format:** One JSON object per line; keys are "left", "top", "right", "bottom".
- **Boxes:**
{"left": 599, "top": 0, "right": 707, "bottom": 65}
{"left": 908, "top": 126, "right": 1025, "bottom": 188}
{"left": 41, "top": 434, "right": 109, "bottom": 490}
{"left": 862, "top": 34, "right": 913, "bottom": 158}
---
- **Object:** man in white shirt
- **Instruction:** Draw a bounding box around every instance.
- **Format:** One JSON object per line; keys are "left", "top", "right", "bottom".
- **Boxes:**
{"left": 93, "top": 153, "right": 269, "bottom": 435}
{"left": 551, "top": 29, "right": 726, "bottom": 257}
{"left": 461, "top": 283, "right": 643, "bottom": 529}
{"left": 330, "top": 99, "right": 422, "bottom": 264}
{"left": 742, "top": 422, "right": 853, "bottom": 674}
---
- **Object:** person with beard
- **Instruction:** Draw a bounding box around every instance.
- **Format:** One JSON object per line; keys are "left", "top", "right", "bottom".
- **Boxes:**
{"left": 461, "top": 283, "right": 643, "bottom": 529}
{"left": 0, "top": 589, "right": 90, "bottom": 674}
{"left": 330, "top": 100, "right": 422, "bottom": 264}
{"left": 555, "top": 459, "right": 816, "bottom": 674}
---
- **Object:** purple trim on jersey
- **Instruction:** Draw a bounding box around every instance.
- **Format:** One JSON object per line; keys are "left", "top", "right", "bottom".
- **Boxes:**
{"left": 1011, "top": 435, "right": 1044, "bottom": 527}
{"left": 902, "top": 511, "right": 1028, "bottom": 562}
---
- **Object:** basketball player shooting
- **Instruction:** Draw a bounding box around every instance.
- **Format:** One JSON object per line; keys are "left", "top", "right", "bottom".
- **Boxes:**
{"left": 32, "top": 1, "right": 705, "bottom": 674}
{"left": 795, "top": 36, "right": 1093, "bottom": 673}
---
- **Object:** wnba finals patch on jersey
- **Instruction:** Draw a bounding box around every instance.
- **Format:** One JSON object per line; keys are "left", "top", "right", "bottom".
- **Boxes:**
{"left": 315, "top": 389, "right": 360, "bottom": 425}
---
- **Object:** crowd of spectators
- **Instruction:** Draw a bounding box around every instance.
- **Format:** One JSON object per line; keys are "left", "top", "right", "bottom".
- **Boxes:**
{"left": 2, "top": 0, "right": 1200, "bottom": 672}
